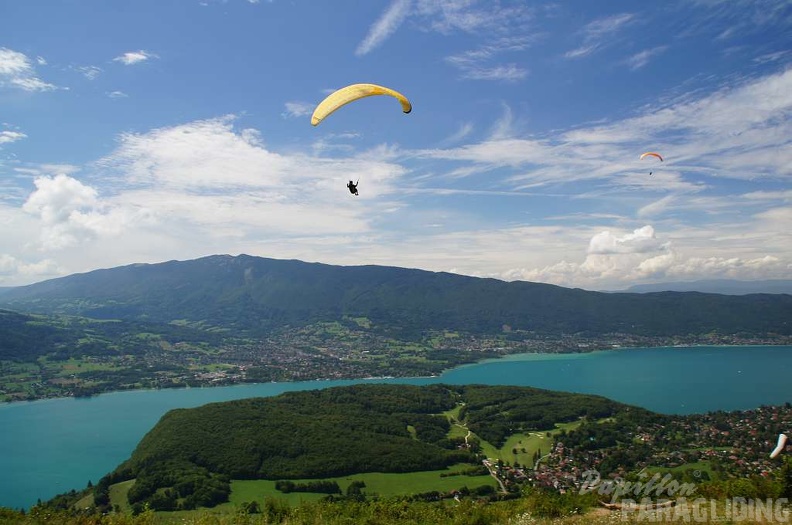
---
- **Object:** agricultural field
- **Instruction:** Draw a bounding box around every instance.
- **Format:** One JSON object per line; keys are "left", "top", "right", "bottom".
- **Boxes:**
{"left": 107, "top": 463, "right": 496, "bottom": 519}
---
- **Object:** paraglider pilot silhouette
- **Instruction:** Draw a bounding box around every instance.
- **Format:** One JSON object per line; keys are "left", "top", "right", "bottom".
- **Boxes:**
{"left": 347, "top": 179, "right": 359, "bottom": 196}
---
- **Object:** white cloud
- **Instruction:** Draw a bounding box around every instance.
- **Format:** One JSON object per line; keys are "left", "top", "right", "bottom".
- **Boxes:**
{"left": 637, "top": 195, "right": 675, "bottom": 218}
{"left": 445, "top": 37, "right": 532, "bottom": 81}
{"left": 356, "top": 1, "right": 537, "bottom": 56}
{"left": 113, "top": 50, "right": 157, "bottom": 65}
{"left": 20, "top": 174, "right": 145, "bottom": 250}
{"left": 74, "top": 65, "right": 102, "bottom": 80}
{"left": 741, "top": 190, "right": 792, "bottom": 201}
{"left": 22, "top": 174, "right": 98, "bottom": 225}
{"left": 565, "top": 13, "right": 634, "bottom": 59}
{"left": 459, "top": 64, "right": 527, "bottom": 81}
{"left": 91, "top": 116, "right": 409, "bottom": 234}
{"left": 666, "top": 255, "right": 787, "bottom": 280}
{"left": 421, "top": 68, "right": 792, "bottom": 189}
{"left": 356, "top": 0, "right": 412, "bottom": 56}
{"left": 439, "top": 122, "right": 474, "bottom": 146}
{"left": 496, "top": 221, "right": 789, "bottom": 289}
{"left": 0, "top": 131, "right": 27, "bottom": 145}
{"left": 107, "top": 90, "right": 128, "bottom": 98}
{"left": 587, "top": 226, "right": 667, "bottom": 255}
{"left": 414, "top": 0, "right": 534, "bottom": 36}
{"left": 753, "top": 50, "right": 792, "bottom": 65}
{"left": 623, "top": 46, "right": 669, "bottom": 70}
{"left": 282, "top": 101, "right": 314, "bottom": 119}
{"left": 0, "top": 48, "right": 57, "bottom": 91}
{"left": 0, "top": 254, "right": 62, "bottom": 278}
{"left": 99, "top": 116, "right": 295, "bottom": 189}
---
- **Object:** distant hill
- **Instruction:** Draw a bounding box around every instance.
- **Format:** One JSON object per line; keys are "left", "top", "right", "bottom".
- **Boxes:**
{"left": 97, "top": 383, "right": 647, "bottom": 511}
{"left": 1, "top": 254, "right": 790, "bottom": 338}
{"left": 0, "top": 309, "right": 82, "bottom": 361}
{"left": 0, "top": 308, "right": 228, "bottom": 363}
{"left": 619, "top": 279, "right": 792, "bottom": 295}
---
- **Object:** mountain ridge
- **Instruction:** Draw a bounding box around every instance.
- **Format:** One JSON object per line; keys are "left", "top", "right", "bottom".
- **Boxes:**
{"left": 615, "top": 279, "right": 792, "bottom": 295}
{"left": 1, "top": 254, "right": 790, "bottom": 338}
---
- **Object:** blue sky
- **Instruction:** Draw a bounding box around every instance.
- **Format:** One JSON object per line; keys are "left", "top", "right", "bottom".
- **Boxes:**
{"left": 1, "top": 0, "right": 790, "bottom": 290}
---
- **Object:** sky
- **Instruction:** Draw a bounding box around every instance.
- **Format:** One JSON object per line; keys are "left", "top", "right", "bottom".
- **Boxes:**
{"left": 1, "top": 0, "right": 790, "bottom": 291}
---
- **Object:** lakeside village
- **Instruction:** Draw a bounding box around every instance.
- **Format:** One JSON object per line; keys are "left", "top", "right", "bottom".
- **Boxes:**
{"left": 2, "top": 324, "right": 790, "bottom": 402}
{"left": 476, "top": 403, "right": 792, "bottom": 502}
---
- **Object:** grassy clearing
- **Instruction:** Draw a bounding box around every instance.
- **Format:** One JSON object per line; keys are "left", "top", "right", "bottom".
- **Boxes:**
{"left": 128, "top": 463, "right": 496, "bottom": 521}
{"left": 73, "top": 493, "right": 94, "bottom": 511}
{"left": 646, "top": 460, "right": 715, "bottom": 479}
{"left": 348, "top": 317, "right": 371, "bottom": 329}
{"left": 109, "top": 479, "right": 135, "bottom": 513}
{"left": 474, "top": 420, "right": 583, "bottom": 467}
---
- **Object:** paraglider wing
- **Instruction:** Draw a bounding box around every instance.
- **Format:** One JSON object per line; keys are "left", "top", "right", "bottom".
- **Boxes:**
{"left": 640, "top": 152, "right": 664, "bottom": 162}
{"left": 770, "top": 433, "right": 788, "bottom": 459}
{"left": 311, "top": 83, "right": 412, "bottom": 126}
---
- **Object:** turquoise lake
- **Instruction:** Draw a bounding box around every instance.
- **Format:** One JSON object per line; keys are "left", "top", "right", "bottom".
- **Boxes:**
{"left": 0, "top": 345, "right": 790, "bottom": 509}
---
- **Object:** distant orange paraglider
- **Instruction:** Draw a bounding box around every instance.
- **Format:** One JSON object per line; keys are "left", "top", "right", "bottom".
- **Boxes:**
{"left": 640, "top": 152, "right": 663, "bottom": 162}
{"left": 640, "top": 152, "right": 663, "bottom": 175}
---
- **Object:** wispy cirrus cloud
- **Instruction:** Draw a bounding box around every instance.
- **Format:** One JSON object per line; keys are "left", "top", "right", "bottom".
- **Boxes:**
{"left": 445, "top": 37, "right": 531, "bottom": 81}
{"left": 356, "top": 0, "right": 537, "bottom": 55}
{"left": 113, "top": 50, "right": 157, "bottom": 65}
{"left": 564, "top": 13, "right": 634, "bottom": 59}
{"left": 623, "top": 46, "right": 669, "bottom": 70}
{"left": 281, "top": 101, "right": 314, "bottom": 119}
{"left": 0, "top": 48, "right": 57, "bottom": 91}
{"left": 415, "top": 68, "right": 791, "bottom": 201}
{"left": 73, "top": 65, "right": 102, "bottom": 80}
{"left": 414, "top": 0, "right": 534, "bottom": 36}
{"left": 356, "top": 0, "right": 412, "bottom": 56}
{"left": 439, "top": 122, "right": 474, "bottom": 146}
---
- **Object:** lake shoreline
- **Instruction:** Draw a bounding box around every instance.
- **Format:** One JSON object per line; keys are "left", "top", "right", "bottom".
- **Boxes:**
{"left": 2, "top": 342, "right": 790, "bottom": 408}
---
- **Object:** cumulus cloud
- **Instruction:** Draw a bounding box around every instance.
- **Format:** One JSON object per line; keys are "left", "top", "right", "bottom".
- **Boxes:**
{"left": 99, "top": 116, "right": 294, "bottom": 189}
{"left": 0, "top": 254, "right": 62, "bottom": 278}
{"left": 666, "top": 255, "right": 787, "bottom": 280}
{"left": 587, "top": 226, "right": 668, "bottom": 255}
{"left": 21, "top": 174, "right": 146, "bottom": 250}
{"left": 113, "top": 50, "right": 157, "bottom": 65}
{"left": 0, "top": 48, "right": 57, "bottom": 91}
{"left": 0, "top": 131, "right": 27, "bottom": 145}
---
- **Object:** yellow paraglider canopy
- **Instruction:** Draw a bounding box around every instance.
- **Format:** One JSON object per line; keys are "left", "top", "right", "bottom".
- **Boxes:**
{"left": 311, "top": 83, "right": 412, "bottom": 126}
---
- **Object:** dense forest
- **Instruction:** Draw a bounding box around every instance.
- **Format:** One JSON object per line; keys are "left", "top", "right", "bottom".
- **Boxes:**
{"left": 2, "top": 254, "right": 790, "bottom": 339}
